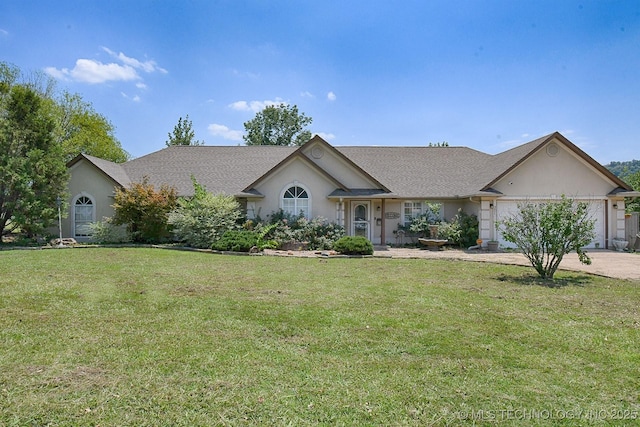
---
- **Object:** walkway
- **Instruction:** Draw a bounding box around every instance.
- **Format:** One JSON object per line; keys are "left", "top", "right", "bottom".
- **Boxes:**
{"left": 373, "top": 247, "right": 640, "bottom": 281}
{"left": 265, "top": 247, "right": 639, "bottom": 281}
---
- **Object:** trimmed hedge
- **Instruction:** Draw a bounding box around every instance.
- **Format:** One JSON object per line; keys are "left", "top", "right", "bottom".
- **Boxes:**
{"left": 212, "top": 230, "right": 258, "bottom": 252}
{"left": 333, "top": 236, "right": 374, "bottom": 255}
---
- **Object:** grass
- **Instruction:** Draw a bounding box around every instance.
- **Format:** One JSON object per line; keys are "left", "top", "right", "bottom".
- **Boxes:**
{"left": 0, "top": 248, "right": 638, "bottom": 426}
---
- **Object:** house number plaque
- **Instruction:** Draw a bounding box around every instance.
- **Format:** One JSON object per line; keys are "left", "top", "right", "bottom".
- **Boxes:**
{"left": 385, "top": 212, "right": 400, "bottom": 219}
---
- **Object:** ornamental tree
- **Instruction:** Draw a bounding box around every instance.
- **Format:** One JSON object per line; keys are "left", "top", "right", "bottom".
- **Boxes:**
{"left": 111, "top": 177, "right": 178, "bottom": 243}
{"left": 498, "top": 195, "right": 596, "bottom": 280}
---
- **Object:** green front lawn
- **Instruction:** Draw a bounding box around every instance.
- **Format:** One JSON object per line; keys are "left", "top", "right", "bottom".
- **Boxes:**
{"left": 0, "top": 248, "right": 638, "bottom": 426}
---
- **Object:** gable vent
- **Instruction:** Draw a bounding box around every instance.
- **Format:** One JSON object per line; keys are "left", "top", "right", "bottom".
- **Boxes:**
{"left": 311, "top": 146, "right": 324, "bottom": 159}
{"left": 546, "top": 143, "right": 559, "bottom": 157}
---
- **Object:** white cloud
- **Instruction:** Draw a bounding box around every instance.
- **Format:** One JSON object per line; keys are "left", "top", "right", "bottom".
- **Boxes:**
{"left": 327, "top": 91, "right": 336, "bottom": 101}
{"left": 46, "top": 59, "right": 139, "bottom": 84}
{"left": 43, "top": 67, "right": 69, "bottom": 81}
{"left": 228, "top": 101, "right": 250, "bottom": 111}
{"left": 121, "top": 92, "right": 142, "bottom": 102}
{"left": 0, "top": 29, "right": 8, "bottom": 36}
{"left": 228, "top": 98, "right": 286, "bottom": 113}
{"left": 300, "top": 91, "right": 314, "bottom": 98}
{"left": 316, "top": 132, "right": 336, "bottom": 141}
{"left": 208, "top": 123, "right": 243, "bottom": 141}
{"left": 102, "top": 47, "right": 168, "bottom": 74}
{"left": 44, "top": 47, "right": 166, "bottom": 86}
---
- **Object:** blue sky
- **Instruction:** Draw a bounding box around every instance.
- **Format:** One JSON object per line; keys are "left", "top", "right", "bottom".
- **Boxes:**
{"left": 2, "top": 1, "right": 639, "bottom": 163}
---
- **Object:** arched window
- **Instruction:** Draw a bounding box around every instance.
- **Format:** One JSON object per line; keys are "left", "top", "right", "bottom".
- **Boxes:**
{"left": 73, "top": 195, "right": 94, "bottom": 238}
{"left": 282, "top": 185, "right": 309, "bottom": 218}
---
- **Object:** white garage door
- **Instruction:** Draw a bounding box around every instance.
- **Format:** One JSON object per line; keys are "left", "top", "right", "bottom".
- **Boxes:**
{"left": 495, "top": 200, "right": 605, "bottom": 249}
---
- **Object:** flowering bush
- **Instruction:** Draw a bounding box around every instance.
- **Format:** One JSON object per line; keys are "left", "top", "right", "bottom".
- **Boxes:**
{"left": 263, "top": 210, "right": 345, "bottom": 250}
{"left": 168, "top": 178, "right": 241, "bottom": 248}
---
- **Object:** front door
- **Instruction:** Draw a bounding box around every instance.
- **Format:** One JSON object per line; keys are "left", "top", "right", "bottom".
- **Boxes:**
{"left": 352, "top": 201, "right": 370, "bottom": 240}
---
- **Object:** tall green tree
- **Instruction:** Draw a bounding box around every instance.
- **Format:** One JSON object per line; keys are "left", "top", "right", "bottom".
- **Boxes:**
{"left": 166, "top": 115, "right": 203, "bottom": 146}
{"left": 0, "top": 84, "right": 68, "bottom": 237}
{"left": 625, "top": 171, "right": 640, "bottom": 213}
{"left": 243, "top": 103, "right": 312, "bottom": 146}
{"left": 53, "top": 92, "right": 130, "bottom": 163}
{"left": 1, "top": 62, "right": 129, "bottom": 164}
{"left": 498, "top": 196, "right": 595, "bottom": 280}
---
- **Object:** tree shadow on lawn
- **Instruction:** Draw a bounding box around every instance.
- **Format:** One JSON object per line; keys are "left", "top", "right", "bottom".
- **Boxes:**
{"left": 497, "top": 273, "right": 594, "bottom": 288}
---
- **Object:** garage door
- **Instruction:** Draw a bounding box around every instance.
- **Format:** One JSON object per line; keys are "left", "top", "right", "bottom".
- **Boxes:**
{"left": 495, "top": 200, "right": 605, "bottom": 249}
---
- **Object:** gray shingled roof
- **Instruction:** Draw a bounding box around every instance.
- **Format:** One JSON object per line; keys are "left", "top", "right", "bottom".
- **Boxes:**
{"left": 122, "top": 145, "right": 297, "bottom": 196}
{"left": 336, "top": 146, "right": 493, "bottom": 198}
{"left": 79, "top": 154, "right": 132, "bottom": 187}
{"left": 75, "top": 132, "right": 632, "bottom": 199}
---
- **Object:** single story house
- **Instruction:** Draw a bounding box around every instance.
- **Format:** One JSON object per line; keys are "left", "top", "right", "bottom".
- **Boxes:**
{"left": 63, "top": 131, "right": 637, "bottom": 248}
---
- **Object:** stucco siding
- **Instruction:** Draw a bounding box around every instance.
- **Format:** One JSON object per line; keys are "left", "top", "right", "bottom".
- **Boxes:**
{"left": 492, "top": 139, "right": 616, "bottom": 197}
{"left": 251, "top": 157, "right": 340, "bottom": 221}
{"left": 380, "top": 200, "right": 403, "bottom": 244}
{"left": 300, "top": 141, "right": 377, "bottom": 189}
{"left": 66, "top": 160, "right": 118, "bottom": 239}
{"left": 443, "top": 201, "right": 466, "bottom": 221}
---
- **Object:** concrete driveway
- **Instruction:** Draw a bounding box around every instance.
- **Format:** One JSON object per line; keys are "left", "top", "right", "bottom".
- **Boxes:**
{"left": 373, "top": 247, "right": 640, "bottom": 281}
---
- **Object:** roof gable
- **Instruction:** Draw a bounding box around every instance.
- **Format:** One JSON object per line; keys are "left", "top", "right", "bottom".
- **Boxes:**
{"left": 301, "top": 136, "right": 390, "bottom": 191}
{"left": 67, "top": 153, "right": 130, "bottom": 187}
{"left": 242, "top": 150, "right": 348, "bottom": 195}
{"left": 243, "top": 135, "right": 390, "bottom": 195}
{"left": 482, "top": 132, "right": 632, "bottom": 193}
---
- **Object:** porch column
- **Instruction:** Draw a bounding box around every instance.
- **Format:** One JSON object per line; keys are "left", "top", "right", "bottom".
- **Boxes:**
{"left": 380, "top": 199, "right": 386, "bottom": 245}
{"left": 336, "top": 200, "right": 345, "bottom": 227}
{"left": 613, "top": 199, "right": 626, "bottom": 240}
{"left": 479, "top": 199, "right": 494, "bottom": 244}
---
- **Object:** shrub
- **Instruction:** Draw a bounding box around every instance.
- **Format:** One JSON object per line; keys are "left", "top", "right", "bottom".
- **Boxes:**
{"left": 436, "top": 221, "right": 460, "bottom": 242}
{"left": 408, "top": 205, "right": 441, "bottom": 237}
{"left": 168, "top": 177, "right": 241, "bottom": 248}
{"left": 333, "top": 236, "right": 374, "bottom": 255}
{"left": 264, "top": 210, "right": 345, "bottom": 250}
{"left": 112, "top": 177, "right": 178, "bottom": 243}
{"left": 450, "top": 209, "right": 478, "bottom": 248}
{"left": 89, "top": 218, "right": 131, "bottom": 243}
{"left": 212, "top": 230, "right": 258, "bottom": 252}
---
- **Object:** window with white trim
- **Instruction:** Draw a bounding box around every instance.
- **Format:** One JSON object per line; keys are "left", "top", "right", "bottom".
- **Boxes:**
{"left": 282, "top": 185, "right": 309, "bottom": 218}
{"left": 74, "top": 195, "right": 95, "bottom": 237}
{"left": 402, "top": 201, "right": 442, "bottom": 227}
{"left": 246, "top": 201, "right": 256, "bottom": 219}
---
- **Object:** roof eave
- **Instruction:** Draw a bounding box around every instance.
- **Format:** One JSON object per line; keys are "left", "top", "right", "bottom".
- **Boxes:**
{"left": 608, "top": 188, "right": 640, "bottom": 198}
